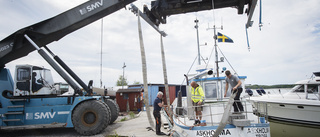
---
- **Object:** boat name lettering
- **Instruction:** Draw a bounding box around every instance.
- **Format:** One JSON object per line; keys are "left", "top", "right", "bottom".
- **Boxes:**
{"left": 196, "top": 129, "right": 231, "bottom": 136}
{"left": 247, "top": 127, "right": 269, "bottom": 137}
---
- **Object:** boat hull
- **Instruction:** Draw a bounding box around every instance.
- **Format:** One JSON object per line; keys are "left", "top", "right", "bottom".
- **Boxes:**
{"left": 250, "top": 98, "right": 320, "bottom": 127}
{"left": 174, "top": 122, "right": 270, "bottom": 137}
{"left": 169, "top": 97, "right": 271, "bottom": 137}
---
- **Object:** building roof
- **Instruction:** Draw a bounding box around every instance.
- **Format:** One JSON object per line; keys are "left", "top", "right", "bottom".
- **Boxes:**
{"left": 117, "top": 88, "right": 143, "bottom": 93}
{"left": 128, "top": 83, "right": 185, "bottom": 88}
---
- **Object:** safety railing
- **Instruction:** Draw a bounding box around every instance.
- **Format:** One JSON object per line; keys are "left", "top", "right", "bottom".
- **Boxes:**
{"left": 165, "top": 100, "right": 261, "bottom": 127}
{"left": 254, "top": 101, "right": 268, "bottom": 122}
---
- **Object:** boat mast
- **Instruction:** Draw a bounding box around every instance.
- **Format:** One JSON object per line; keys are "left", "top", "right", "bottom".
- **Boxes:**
{"left": 208, "top": 25, "right": 222, "bottom": 77}
{"left": 213, "top": 25, "right": 219, "bottom": 77}
{"left": 208, "top": 24, "right": 223, "bottom": 99}
{"left": 195, "top": 19, "right": 201, "bottom": 65}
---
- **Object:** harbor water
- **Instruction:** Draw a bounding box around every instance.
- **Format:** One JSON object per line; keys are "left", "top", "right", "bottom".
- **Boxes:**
{"left": 269, "top": 120, "right": 320, "bottom": 137}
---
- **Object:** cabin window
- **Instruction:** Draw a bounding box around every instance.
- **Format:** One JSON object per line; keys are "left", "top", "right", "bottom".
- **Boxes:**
{"left": 307, "top": 84, "right": 318, "bottom": 93}
{"left": 204, "top": 82, "right": 217, "bottom": 99}
{"left": 293, "top": 85, "right": 304, "bottom": 93}
{"left": 17, "top": 68, "right": 31, "bottom": 81}
{"left": 223, "top": 81, "right": 231, "bottom": 97}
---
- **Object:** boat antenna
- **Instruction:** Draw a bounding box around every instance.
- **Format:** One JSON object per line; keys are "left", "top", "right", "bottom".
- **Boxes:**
{"left": 100, "top": 18, "right": 103, "bottom": 88}
{"left": 195, "top": 18, "right": 201, "bottom": 65}
{"left": 212, "top": 0, "right": 216, "bottom": 26}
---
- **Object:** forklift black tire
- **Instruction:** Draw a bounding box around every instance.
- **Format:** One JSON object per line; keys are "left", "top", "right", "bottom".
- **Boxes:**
{"left": 104, "top": 99, "right": 119, "bottom": 124}
{"left": 72, "top": 100, "right": 111, "bottom": 136}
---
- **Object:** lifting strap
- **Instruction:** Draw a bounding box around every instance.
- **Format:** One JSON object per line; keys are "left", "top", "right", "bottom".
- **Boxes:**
{"left": 137, "top": 11, "right": 154, "bottom": 128}
{"left": 135, "top": 5, "right": 168, "bottom": 129}
{"left": 213, "top": 91, "right": 237, "bottom": 137}
{"left": 160, "top": 35, "right": 171, "bottom": 106}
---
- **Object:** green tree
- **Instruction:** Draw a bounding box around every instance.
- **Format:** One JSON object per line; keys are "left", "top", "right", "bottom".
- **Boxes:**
{"left": 116, "top": 75, "right": 128, "bottom": 86}
{"left": 133, "top": 80, "right": 141, "bottom": 85}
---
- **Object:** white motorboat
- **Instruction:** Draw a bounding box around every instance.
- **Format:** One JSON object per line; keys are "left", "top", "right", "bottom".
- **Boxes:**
{"left": 248, "top": 72, "right": 320, "bottom": 127}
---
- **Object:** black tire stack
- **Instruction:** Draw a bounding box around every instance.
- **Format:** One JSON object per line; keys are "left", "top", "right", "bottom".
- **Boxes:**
{"left": 104, "top": 99, "right": 119, "bottom": 124}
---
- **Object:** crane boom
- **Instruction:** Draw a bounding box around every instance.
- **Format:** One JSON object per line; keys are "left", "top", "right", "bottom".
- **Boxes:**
{"left": 0, "top": 0, "right": 135, "bottom": 67}
{"left": 144, "top": 0, "right": 254, "bottom": 26}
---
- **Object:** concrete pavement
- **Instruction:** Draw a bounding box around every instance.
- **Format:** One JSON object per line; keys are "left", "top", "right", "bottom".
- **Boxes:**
{"left": 0, "top": 110, "right": 169, "bottom": 137}
{"left": 106, "top": 111, "right": 169, "bottom": 137}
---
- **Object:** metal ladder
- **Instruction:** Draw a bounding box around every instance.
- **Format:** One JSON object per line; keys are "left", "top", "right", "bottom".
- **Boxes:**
{"left": 3, "top": 99, "right": 27, "bottom": 124}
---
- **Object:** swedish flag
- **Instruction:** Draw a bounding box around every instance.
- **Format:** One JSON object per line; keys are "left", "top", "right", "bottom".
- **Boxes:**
{"left": 217, "top": 32, "right": 234, "bottom": 43}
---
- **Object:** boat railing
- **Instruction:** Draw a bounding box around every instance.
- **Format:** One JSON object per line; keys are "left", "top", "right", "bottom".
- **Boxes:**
{"left": 260, "top": 89, "right": 289, "bottom": 98}
{"left": 254, "top": 101, "right": 268, "bottom": 122}
{"left": 315, "top": 93, "right": 320, "bottom": 100}
{"left": 171, "top": 100, "right": 262, "bottom": 126}
{"left": 295, "top": 91, "right": 302, "bottom": 99}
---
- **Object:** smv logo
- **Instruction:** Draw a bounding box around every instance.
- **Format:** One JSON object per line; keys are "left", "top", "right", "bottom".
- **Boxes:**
{"left": 79, "top": 0, "right": 103, "bottom": 15}
{"left": 26, "top": 112, "right": 56, "bottom": 120}
{"left": 35, "top": 112, "right": 56, "bottom": 119}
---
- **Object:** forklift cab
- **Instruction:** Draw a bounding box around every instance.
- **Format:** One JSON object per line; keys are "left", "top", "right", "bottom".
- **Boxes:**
{"left": 14, "top": 65, "right": 56, "bottom": 96}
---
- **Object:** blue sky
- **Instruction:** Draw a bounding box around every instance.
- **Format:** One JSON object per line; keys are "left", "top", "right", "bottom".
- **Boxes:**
{"left": 0, "top": 0, "right": 320, "bottom": 88}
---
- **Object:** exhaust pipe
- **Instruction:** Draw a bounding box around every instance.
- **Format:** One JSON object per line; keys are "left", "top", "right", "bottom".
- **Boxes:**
{"left": 188, "top": 69, "right": 214, "bottom": 80}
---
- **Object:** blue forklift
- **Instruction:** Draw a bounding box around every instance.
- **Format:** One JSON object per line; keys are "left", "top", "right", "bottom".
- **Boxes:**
{"left": 0, "top": 0, "right": 136, "bottom": 135}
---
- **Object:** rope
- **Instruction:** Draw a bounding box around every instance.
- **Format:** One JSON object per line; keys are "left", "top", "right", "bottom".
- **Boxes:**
{"left": 169, "top": 130, "right": 176, "bottom": 137}
{"left": 163, "top": 106, "right": 195, "bottom": 130}
{"left": 216, "top": 45, "right": 238, "bottom": 75}
{"left": 181, "top": 55, "right": 198, "bottom": 85}
{"left": 205, "top": 39, "right": 215, "bottom": 69}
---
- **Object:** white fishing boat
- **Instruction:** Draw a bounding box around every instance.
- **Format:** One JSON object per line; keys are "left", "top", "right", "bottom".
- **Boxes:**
{"left": 163, "top": 67, "right": 270, "bottom": 137}
{"left": 162, "top": 19, "right": 270, "bottom": 137}
{"left": 248, "top": 72, "right": 320, "bottom": 127}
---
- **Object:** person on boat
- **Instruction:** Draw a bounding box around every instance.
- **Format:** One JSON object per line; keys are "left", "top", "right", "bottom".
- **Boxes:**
{"left": 153, "top": 91, "right": 167, "bottom": 135}
{"left": 190, "top": 81, "right": 205, "bottom": 125}
{"left": 224, "top": 70, "right": 244, "bottom": 113}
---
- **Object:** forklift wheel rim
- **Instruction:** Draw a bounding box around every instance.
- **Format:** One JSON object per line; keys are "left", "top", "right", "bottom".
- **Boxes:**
{"left": 81, "top": 110, "right": 98, "bottom": 126}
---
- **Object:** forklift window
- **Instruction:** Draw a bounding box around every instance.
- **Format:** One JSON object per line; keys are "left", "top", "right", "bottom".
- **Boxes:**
{"left": 17, "top": 68, "right": 31, "bottom": 81}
